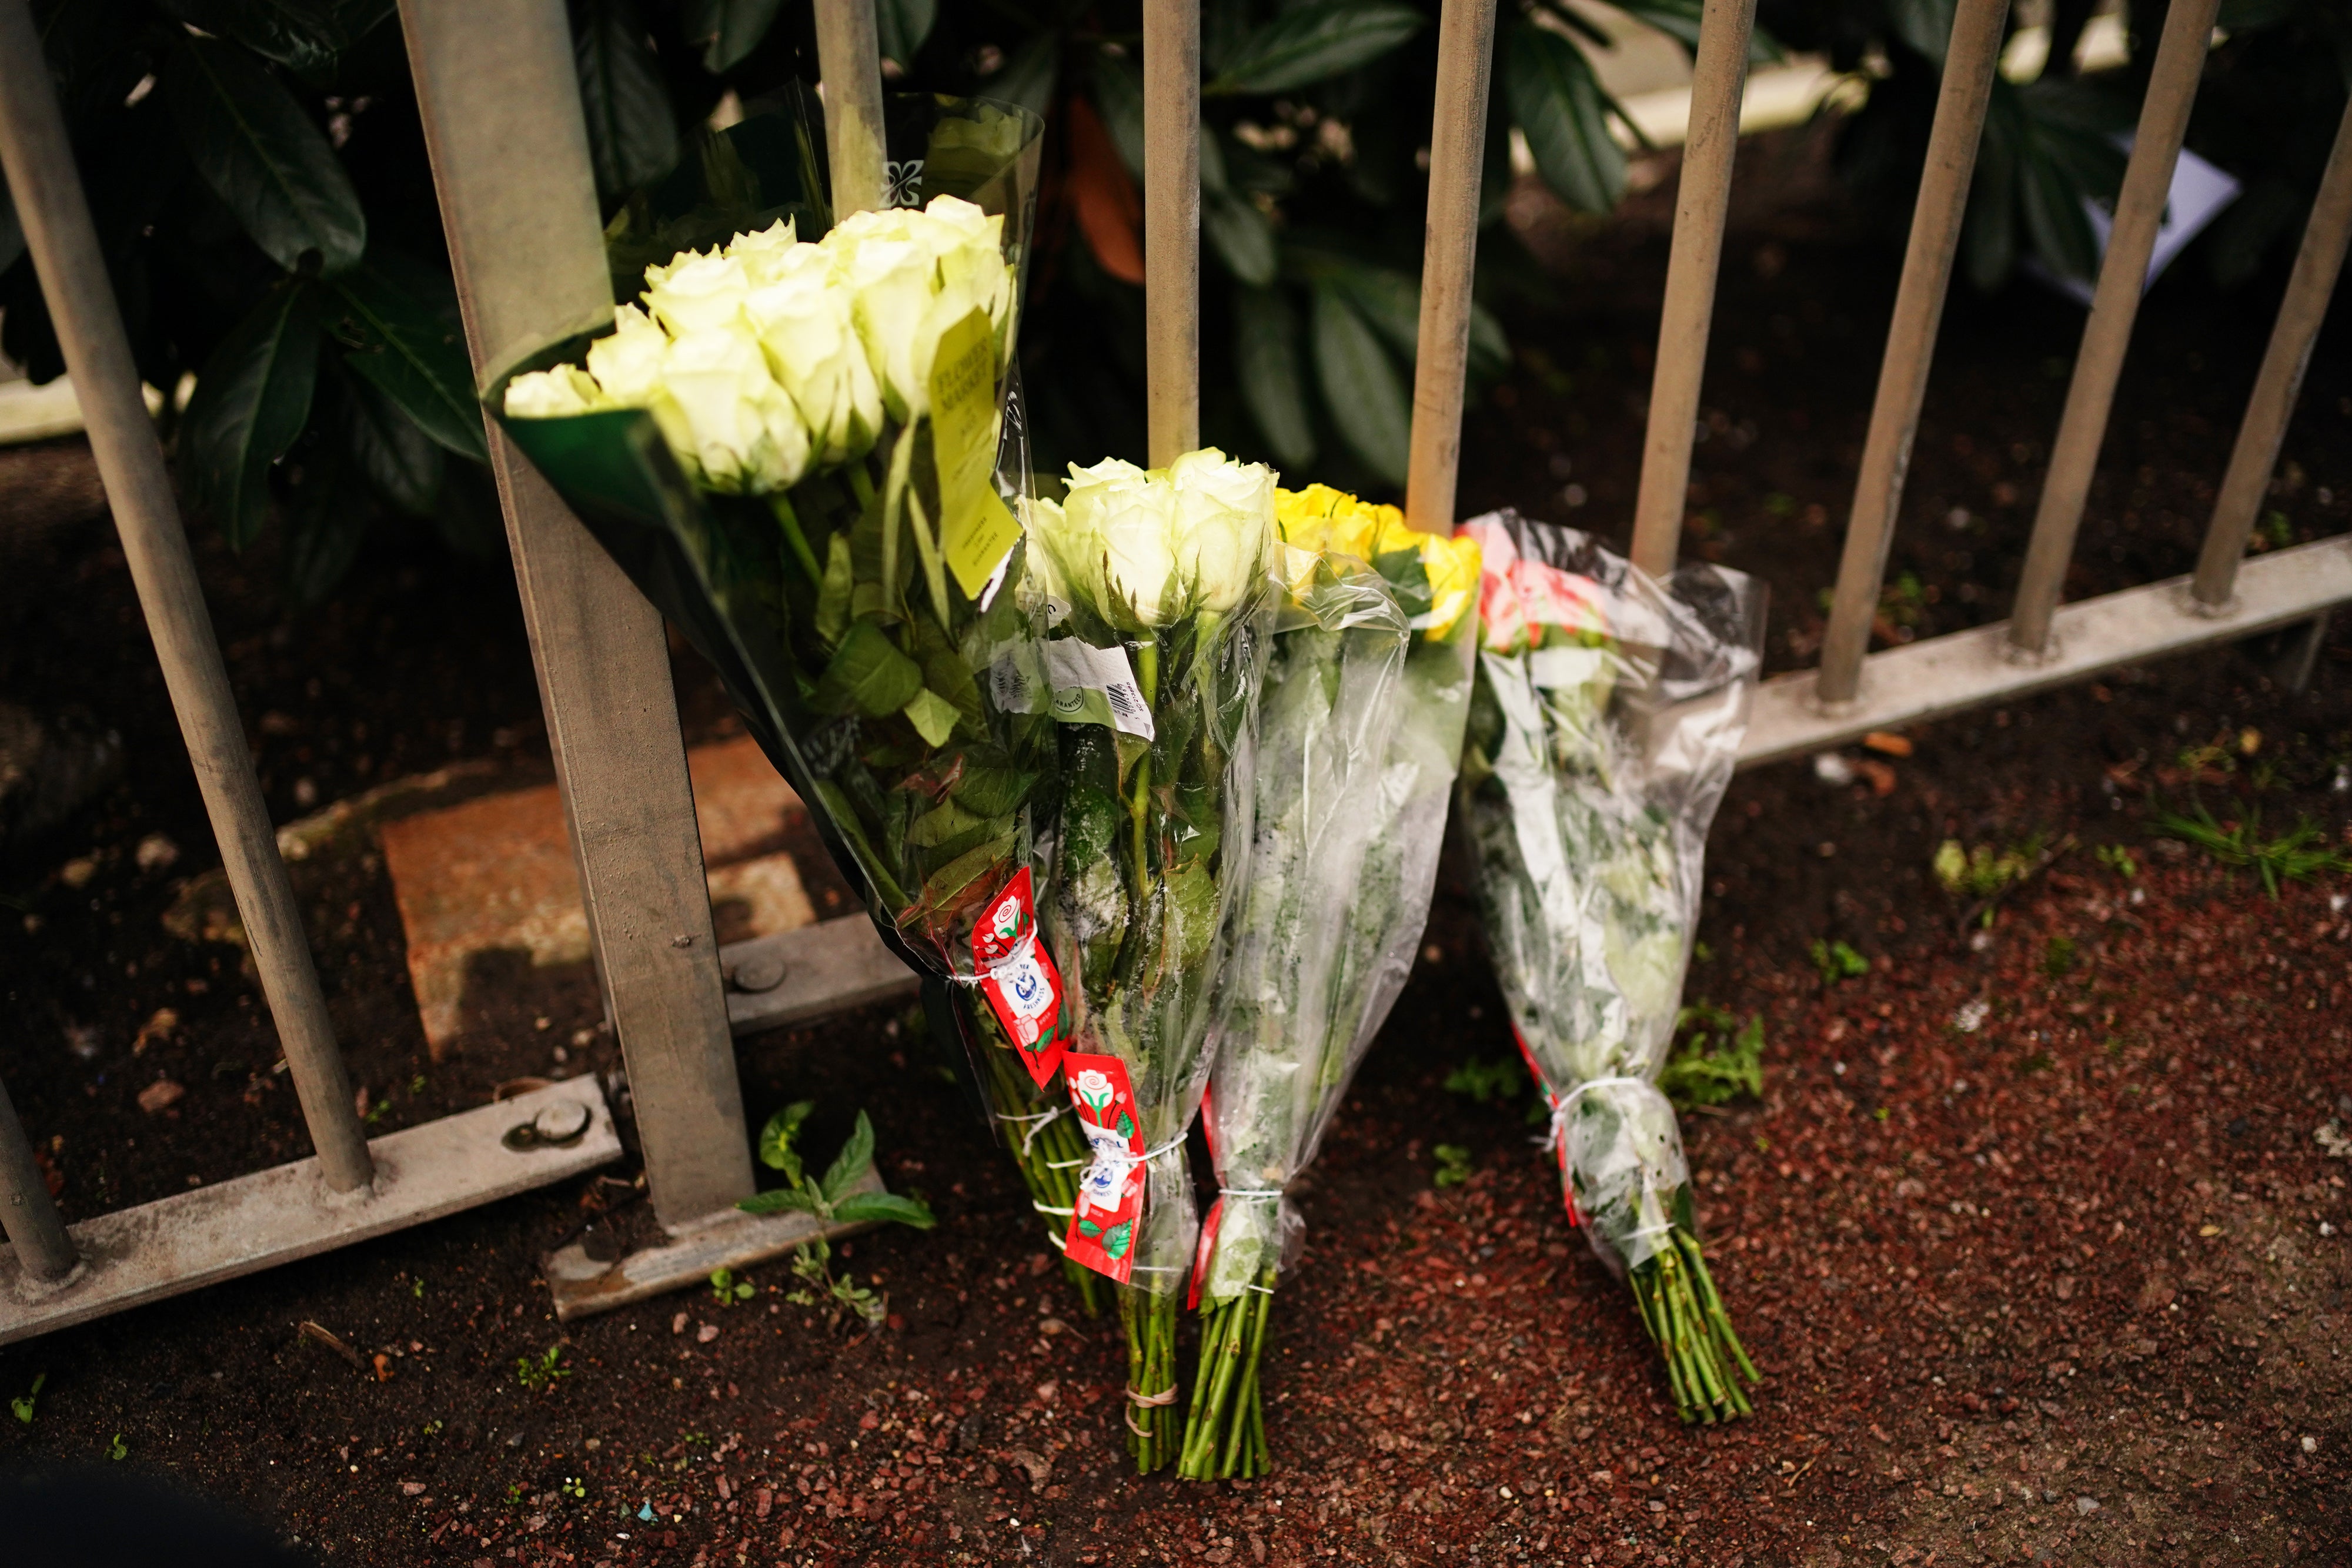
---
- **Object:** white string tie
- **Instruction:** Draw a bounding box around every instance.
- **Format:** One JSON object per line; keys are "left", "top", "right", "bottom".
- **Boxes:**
{"left": 994, "top": 1103, "right": 1067, "bottom": 1158}
{"left": 1534, "top": 1075, "right": 1651, "bottom": 1157}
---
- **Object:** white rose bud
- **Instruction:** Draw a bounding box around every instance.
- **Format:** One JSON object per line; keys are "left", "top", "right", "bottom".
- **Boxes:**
{"left": 822, "top": 197, "right": 1015, "bottom": 422}
{"left": 743, "top": 244, "right": 883, "bottom": 467}
{"left": 1168, "top": 448, "right": 1275, "bottom": 614}
{"left": 724, "top": 218, "right": 799, "bottom": 286}
{"left": 644, "top": 248, "right": 754, "bottom": 337}
{"left": 660, "top": 324, "right": 813, "bottom": 492}
{"left": 585, "top": 305, "right": 671, "bottom": 404}
{"left": 502, "top": 365, "right": 606, "bottom": 418}
{"left": 1065, "top": 459, "right": 1182, "bottom": 631}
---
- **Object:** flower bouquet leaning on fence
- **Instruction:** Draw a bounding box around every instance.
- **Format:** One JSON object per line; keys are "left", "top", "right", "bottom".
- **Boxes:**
{"left": 490, "top": 100, "right": 1107, "bottom": 1302}
{"left": 1018, "top": 450, "right": 1279, "bottom": 1472}
{"left": 1178, "top": 486, "right": 1481, "bottom": 1480}
{"left": 1455, "top": 510, "right": 1765, "bottom": 1423}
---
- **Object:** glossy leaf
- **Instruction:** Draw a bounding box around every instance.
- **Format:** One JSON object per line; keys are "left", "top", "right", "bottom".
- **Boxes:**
{"left": 820, "top": 1111, "right": 877, "bottom": 1205}
{"left": 337, "top": 369, "right": 442, "bottom": 516}
{"left": 1234, "top": 286, "right": 1315, "bottom": 469}
{"left": 1506, "top": 19, "right": 1625, "bottom": 216}
{"left": 574, "top": 0, "right": 681, "bottom": 199}
{"left": 1091, "top": 52, "right": 1147, "bottom": 178}
{"left": 680, "top": 0, "right": 785, "bottom": 73}
{"left": 1205, "top": 0, "right": 1425, "bottom": 96}
{"left": 181, "top": 281, "right": 323, "bottom": 550}
{"left": 164, "top": 36, "right": 366, "bottom": 275}
{"left": 876, "top": 0, "right": 937, "bottom": 69}
{"left": 1311, "top": 284, "right": 1408, "bottom": 486}
{"left": 155, "top": 0, "right": 397, "bottom": 75}
{"left": 986, "top": 31, "right": 1061, "bottom": 120}
{"left": 1601, "top": 0, "right": 1782, "bottom": 62}
{"left": 816, "top": 621, "right": 926, "bottom": 717}
{"left": 325, "top": 257, "right": 486, "bottom": 462}
{"left": 736, "top": 1186, "right": 822, "bottom": 1216}
{"left": 757, "top": 1099, "right": 815, "bottom": 1179}
{"left": 279, "top": 438, "right": 373, "bottom": 607}
{"left": 1204, "top": 189, "right": 1278, "bottom": 286}
{"left": 831, "top": 1191, "right": 937, "bottom": 1229}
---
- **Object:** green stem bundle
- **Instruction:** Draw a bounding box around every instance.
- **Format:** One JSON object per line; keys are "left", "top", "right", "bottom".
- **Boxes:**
{"left": 1177, "top": 1263, "right": 1277, "bottom": 1479}
{"left": 974, "top": 1028, "right": 1104, "bottom": 1317}
{"left": 1626, "top": 1223, "right": 1759, "bottom": 1424}
{"left": 1119, "top": 1283, "right": 1184, "bottom": 1473}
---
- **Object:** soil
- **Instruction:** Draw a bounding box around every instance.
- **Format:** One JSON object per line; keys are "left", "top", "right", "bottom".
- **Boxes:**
{"left": 3, "top": 128, "right": 2350, "bottom": 1567}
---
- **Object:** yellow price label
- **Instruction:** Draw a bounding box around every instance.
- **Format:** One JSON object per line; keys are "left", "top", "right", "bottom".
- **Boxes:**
{"left": 929, "top": 308, "right": 1024, "bottom": 599}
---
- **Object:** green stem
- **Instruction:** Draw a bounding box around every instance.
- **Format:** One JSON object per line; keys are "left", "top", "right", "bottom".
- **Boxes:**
{"left": 1222, "top": 1278, "right": 1275, "bottom": 1478}
{"left": 880, "top": 423, "right": 917, "bottom": 617}
{"left": 770, "top": 492, "right": 822, "bottom": 584}
{"left": 848, "top": 454, "right": 878, "bottom": 512}
{"left": 903, "top": 477, "right": 953, "bottom": 633}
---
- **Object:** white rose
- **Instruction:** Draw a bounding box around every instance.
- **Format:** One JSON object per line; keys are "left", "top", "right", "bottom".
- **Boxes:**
{"left": 743, "top": 245, "right": 883, "bottom": 466}
{"left": 822, "top": 198, "right": 1015, "bottom": 422}
{"left": 644, "top": 248, "right": 754, "bottom": 337}
{"left": 1067, "top": 462, "right": 1182, "bottom": 630}
{"left": 828, "top": 233, "right": 937, "bottom": 422}
{"left": 724, "top": 218, "right": 799, "bottom": 286}
{"left": 502, "top": 365, "right": 605, "bottom": 418}
{"left": 585, "top": 305, "right": 671, "bottom": 404}
{"left": 659, "top": 324, "right": 813, "bottom": 492}
{"left": 1168, "top": 448, "right": 1275, "bottom": 614}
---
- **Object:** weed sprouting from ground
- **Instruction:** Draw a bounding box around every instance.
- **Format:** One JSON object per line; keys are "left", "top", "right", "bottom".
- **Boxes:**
{"left": 1809, "top": 938, "right": 1869, "bottom": 985}
{"left": 1661, "top": 1004, "right": 1765, "bottom": 1109}
{"left": 515, "top": 1345, "right": 569, "bottom": 1392}
{"left": 2153, "top": 799, "right": 2351, "bottom": 897}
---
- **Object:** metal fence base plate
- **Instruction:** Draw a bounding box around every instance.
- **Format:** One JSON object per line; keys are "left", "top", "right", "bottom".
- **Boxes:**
{"left": 0, "top": 1078, "right": 618, "bottom": 1345}
{"left": 1742, "top": 537, "right": 2352, "bottom": 768}
{"left": 543, "top": 1168, "right": 887, "bottom": 1322}
{"left": 720, "top": 915, "right": 920, "bottom": 1038}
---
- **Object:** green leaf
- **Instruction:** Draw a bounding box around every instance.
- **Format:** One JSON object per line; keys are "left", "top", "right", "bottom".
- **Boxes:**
{"left": 680, "top": 0, "right": 785, "bottom": 73}
{"left": 736, "top": 1186, "right": 824, "bottom": 1216}
{"left": 1204, "top": 189, "right": 1278, "bottom": 286}
{"left": 816, "top": 621, "right": 926, "bottom": 718}
{"left": 947, "top": 762, "right": 1036, "bottom": 819}
{"left": 816, "top": 532, "right": 855, "bottom": 647}
{"left": 156, "top": 0, "right": 397, "bottom": 75}
{"left": 1207, "top": 0, "right": 1426, "bottom": 96}
{"left": 182, "top": 282, "right": 323, "bottom": 550}
{"left": 338, "top": 368, "right": 442, "bottom": 516}
{"left": 1310, "top": 285, "right": 1409, "bottom": 486}
{"left": 985, "top": 31, "right": 1061, "bottom": 120}
{"left": 1506, "top": 19, "right": 1626, "bottom": 216}
{"left": 757, "top": 1100, "right": 814, "bottom": 1179}
{"left": 820, "top": 1111, "right": 877, "bottom": 1205}
{"left": 1234, "top": 286, "right": 1315, "bottom": 469}
{"left": 279, "top": 442, "right": 372, "bottom": 607}
{"left": 1091, "top": 52, "right": 1147, "bottom": 178}
{"left": 574, "top": 0, "right": 682, "bottom": 199}
{"left": 1600, "top": 0, "right": 1780, "bottom": 62}
{"left": 1885, "top": 0, "right": 1957, "bottom": 66}
{"left": 831, "top": 1191, "right": 937, "bottom": 1230}
{"left": 164, "top": 36, "right": 366, "bottom": 275}
{"left": 325, "top": 256, "right": 486, "bottom": 462}
{"left": 876, "top": 0, "right": 937, "bottom": 69}
{"left": 1315, "top": 260, "right": 1420, "bottom": 361}
{"left": 907, "top": 795, "right": 985, "bottom": 848}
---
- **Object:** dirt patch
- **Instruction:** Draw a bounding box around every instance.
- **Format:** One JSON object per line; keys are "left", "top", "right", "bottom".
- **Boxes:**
{"left": 2, "top": 135, "right": 2350, "bottom": 1566}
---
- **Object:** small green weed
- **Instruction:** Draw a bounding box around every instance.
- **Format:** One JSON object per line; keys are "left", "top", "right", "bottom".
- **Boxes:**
{"left": 2094, "top": 844, "right": 2137, "bottom": 878}
{"left": 1872, "top": 1106, "right": 1890, "bottom": 1122}
{"left": 105, "top": 1432, "right": 128, "bottom": 1461}
{"left": 422, "top": 1419, "right": 444, "bottom": 1438}
{"left": 515, "top": 1345, "right": 569, "bottom": 1392}
{"left": 506, "top": 1482, "right": 525, "bottom": 1503}
{"left": 1660, "top": 1004, "right": 1765, "bottom": 1109}
{"left": 1431, "top": 1145, "right": 1474, "bottom": 1189}
{"left": 1809, "top": 938, "right": 1869, "bottom": 985}
{"left": 1442, "top": 1057, "right": 1524, "bottom": 1105}
{"left": 2153, "top": 800, "right": 2352, "bottom": 897}
{"left": 2042, "top": 936, "right": 2077, "bottom": 978}
{"left": 739, "top": 1103, "right": 933, "bottom": 1330}
{"left": 560, "top": 1476, "right": 587, "bottom": 1500}
{"left": 708, "top": 1267, "right": 754, "bottom": 1307}
{"left": 11, "top": 1374, "right": 43, "bottom": 1424}
{"left": 2259, "top": 509, "right": 2294, "bottom": 549}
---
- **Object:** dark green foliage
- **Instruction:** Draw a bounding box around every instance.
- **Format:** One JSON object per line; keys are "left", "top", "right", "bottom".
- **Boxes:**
{"left": 1659, "top": 1002, "right": 1764, "bottom": 1109}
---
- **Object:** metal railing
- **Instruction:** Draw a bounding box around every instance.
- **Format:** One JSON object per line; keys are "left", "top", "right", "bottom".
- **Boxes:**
{"left": 2, "top": 0, "right": 2343, "bottom": 1339}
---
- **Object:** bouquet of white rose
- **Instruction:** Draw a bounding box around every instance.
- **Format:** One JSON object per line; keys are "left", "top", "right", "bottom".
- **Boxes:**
{"left": 493, "top": 101, "right": 1112, "bottom": 1309}
{"left": 1178, "top": 485, "right": 1481, "bottom": 1480}
{"left": 1017, "top": 449, "right": 1279, "bottom": 1473}
{"left": 1455, "top": 510, "right": 1765, "bottom": 1424}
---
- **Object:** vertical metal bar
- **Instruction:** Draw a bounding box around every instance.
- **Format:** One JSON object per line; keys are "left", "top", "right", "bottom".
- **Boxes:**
{"left": 0, "top": 1076, "right": 76, "bottom": 1283}
{"left": 1143, "top": 0, "right": 1201, "bottom": 467}
{"left": 1817, "top": 0, "right": 2012, "bottom": 705}
{"left": 398, "top": 0, "right": 752, "bottom": 1229}
{"left": 0, "top": 0, "right": 373, "bottom": 1195}
{"left": 1628, "top": 0, "right": 1758, "bottom": 579}
{"left": 2191, "top": 98, "right": 2352, "bottom": 612}
{"left": 1404, "top": 0, "right": 1501, "bottom": 537}
{"left": 811, "top": 0, "right": 888, "bottom": 218}
{"left": 2007, "top": 0, "right": 2223, "bottom": 656}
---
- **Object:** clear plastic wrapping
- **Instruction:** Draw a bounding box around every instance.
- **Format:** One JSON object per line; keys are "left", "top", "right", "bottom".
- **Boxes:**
{"left": 1455, "top": 510, "right": 1763, "bottom": 1277}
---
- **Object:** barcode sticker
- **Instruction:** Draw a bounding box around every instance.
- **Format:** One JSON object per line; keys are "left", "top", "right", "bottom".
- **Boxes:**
{"left": 1041, "top": 639, "right": 1156, "bottom": 742}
